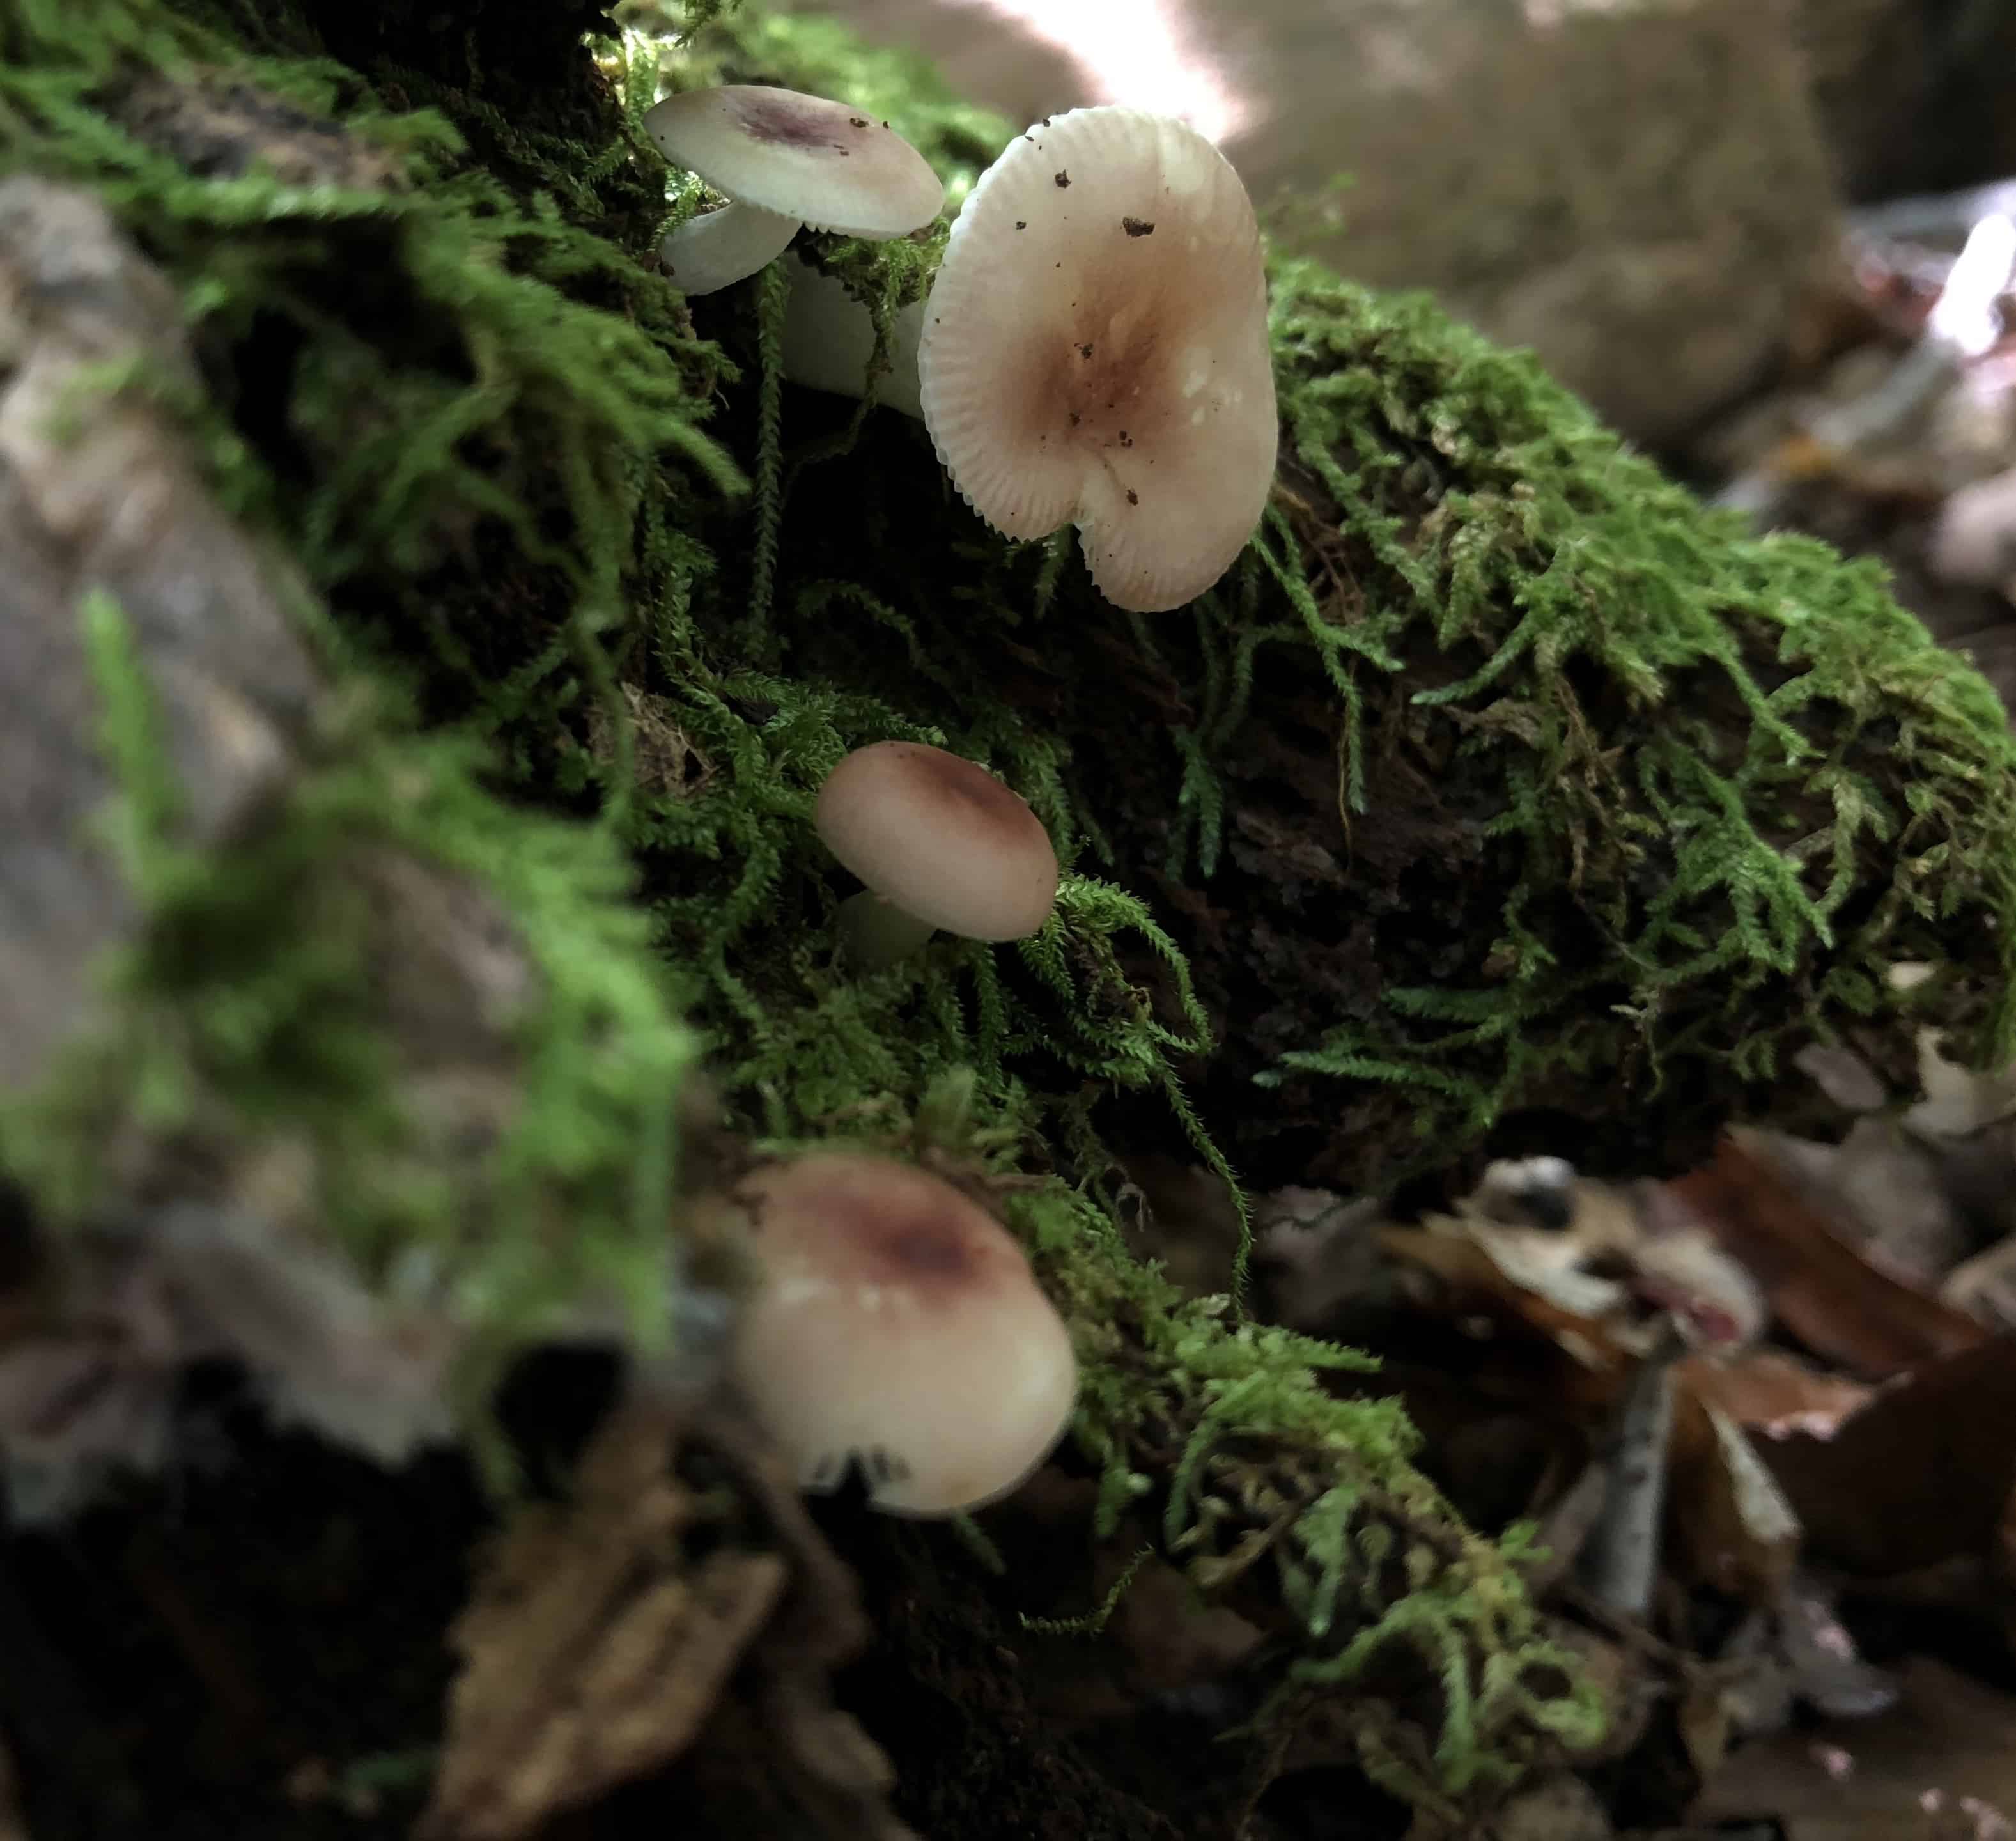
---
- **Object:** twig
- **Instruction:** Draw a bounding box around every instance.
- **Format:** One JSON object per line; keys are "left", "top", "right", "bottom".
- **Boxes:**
{"left": 1575, "top": 1324, "right": 1685, "bottom": 1619}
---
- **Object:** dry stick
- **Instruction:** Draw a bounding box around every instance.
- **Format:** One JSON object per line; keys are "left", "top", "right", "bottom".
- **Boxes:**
{"left": 1574, "top": 1324, "right": 1686, "bottom": 1619}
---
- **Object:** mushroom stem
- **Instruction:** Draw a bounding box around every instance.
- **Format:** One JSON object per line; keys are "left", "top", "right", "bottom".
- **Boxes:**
{"left": 660, "top": 201, "right": 800, "bottom": 297}
{"left": 837, "top": 890, "right": 937, "bottom": 968}
{"left": 780, "top": 253, "right": 926, "bottom": 420}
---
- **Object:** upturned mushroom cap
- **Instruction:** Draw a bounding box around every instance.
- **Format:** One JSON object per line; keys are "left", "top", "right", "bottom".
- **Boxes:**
{"left": 719, "top": 1153, "right": 1079, "bottom": 1516}
{"left": 918, "top": 106, "right": 1278, "bottom": 612}
{"left": 815, "top": 741, "right": 1058, "bottom": 941}
{"left": 644, "top": 86, "right": 945, "bottom": 238}
{"left": 659, "top": 201, "right": 801, "bottom": 297}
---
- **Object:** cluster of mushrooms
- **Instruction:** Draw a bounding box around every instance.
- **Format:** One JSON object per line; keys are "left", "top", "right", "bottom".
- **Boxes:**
{"left": 644, "top": 79, "right": 1282, "bottom": 1515}
{"left": 644, "top": 82, "right": 1279, "bottom": 612}
{"left": 704, "top": 740, "right": 1073, "bottom": 1517}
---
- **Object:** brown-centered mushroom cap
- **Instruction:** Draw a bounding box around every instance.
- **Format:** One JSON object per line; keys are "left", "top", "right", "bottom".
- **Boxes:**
{"left": 815, "top": 741, "right": 1058, "bottom": 942}
{"left": 644, "top": 86, "right": 945, "bottom": 238}
{"left": 918, "top": 107, "right": 1277, "bottom": 613}
{"left": 719, "top": 1153, "right": 1079, "bottom": 1516}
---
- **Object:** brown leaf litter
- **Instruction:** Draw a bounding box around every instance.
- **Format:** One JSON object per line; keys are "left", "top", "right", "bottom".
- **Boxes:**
{"left": 422, "top": 1397, "right": 915, "bottom": 1841}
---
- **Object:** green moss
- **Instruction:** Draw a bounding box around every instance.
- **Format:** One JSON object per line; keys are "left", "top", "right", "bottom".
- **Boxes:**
{"left": 803, "top": 1074, "right": 1603, "bottom": 1805}
{"left": 0, "top": 0, "right": 743, "bottom": 777}
{"left": 580, "top": 4, "right": 2016, "bottom": 1209}
{"left": 9, "top": 0, "right": 2016, "bottom": 1810}
{"left": 1258, "top": 256, "right": 2016, "bottom": 1124}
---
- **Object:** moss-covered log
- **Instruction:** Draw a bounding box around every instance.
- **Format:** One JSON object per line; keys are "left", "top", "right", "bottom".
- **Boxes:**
{"left": 3, "top": 0, "right": 2015, "bottom": 1834}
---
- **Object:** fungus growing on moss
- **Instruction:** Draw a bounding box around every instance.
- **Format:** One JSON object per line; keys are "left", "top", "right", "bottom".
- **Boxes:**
{"left": 814, "top": 740, "right": 1058, "bottom": 967}
{"left": 716, "top": 1153, "right": 1078, "bottom": 1516}
{"left": 917, "top": 105, "right": 1277, "bottom": 612}
{"left": 644, "top": 85, "right": 945, "bottom": 295}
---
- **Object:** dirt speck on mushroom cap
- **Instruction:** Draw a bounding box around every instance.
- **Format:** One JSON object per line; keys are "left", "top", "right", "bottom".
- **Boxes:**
{"left": 917, "top": 106, "right": 1276, "bottom": 613}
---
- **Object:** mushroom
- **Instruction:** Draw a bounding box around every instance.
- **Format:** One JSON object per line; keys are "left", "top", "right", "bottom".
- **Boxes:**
{"left": 780, "top": 251, "right": 927, "bottom": 420}
{"left": 918, "top": 106, "right": 1278, "bottom": 612}
{"left": 654, "top": 198, "right": 801, "bottom": 299}
{"left": 814, "top": 740, "right": 1059, "bottom": 968}
{"left": 715, "top": 1153, "right": 1079, "bottom": 1516}
{"left": 644, "top": 86, "right": 945, "bottom": 296}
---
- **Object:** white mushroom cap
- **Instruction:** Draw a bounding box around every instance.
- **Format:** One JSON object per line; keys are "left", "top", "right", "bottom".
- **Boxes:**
{"left": 659, "top": 201, "right": 800, "bottom": 297}
{"left": 644, "top": 86, "right": 945, "bottom": 238}
{"left": 919, "top": 107, "right": 1278, "bottom": 613}
{"left": 718, "top": 1153, "right": 1079, "bottom": 1516}
{"left": 814, "top": 741, "right": 1058, "bottom": 942}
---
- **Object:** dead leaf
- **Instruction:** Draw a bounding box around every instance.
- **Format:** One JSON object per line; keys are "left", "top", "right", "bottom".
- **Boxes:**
{"left": 1942, "top": 1234, "right": 2016, "bottom": 1332}
{"left": 1666, "top": 1394, "right": 1801, "bottom": 1604}
{"left": 1668, "top": 1138, "right": 1986, "bottom": 1379}
{"left": 1379, "top": 1225, "right": 1635, "bottom": 1388}
{"left": 421, "top": 1402, "right": 787, "bottom": 1841}
{"left": 1778, "top": 1589, "right": 1898, "bottom": 1721}
{"left": 1697, "top": 1656, "right": 2016, "bottom": 1840}
{"left": 1678, "top": 1350, "right": 1873, "bottom": 1440}
{"left": 1524, "top": 1461, "right": 1611, "bottom": 1594}
{"left": 1762, "top": 1332, "right": 2016, "bottom": 1579}
{"left": 1921, "top": 1789, "right": 2016, "bottom": 1841}
{"left": 1676, "top": 1669, "right": 1733, "bottom": 1784}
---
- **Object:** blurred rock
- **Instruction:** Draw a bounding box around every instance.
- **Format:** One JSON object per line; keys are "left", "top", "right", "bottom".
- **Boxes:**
{"left": 1243, "top": 0, "right": 1843, "bottom": 448}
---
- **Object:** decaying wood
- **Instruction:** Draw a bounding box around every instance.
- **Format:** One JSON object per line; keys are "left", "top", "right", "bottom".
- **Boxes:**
{"left": 423, "top": 1401, "right": 787, "bottom": 1841}
{"left": 424, "top": 1394, "right": 918, "bottom": 1841}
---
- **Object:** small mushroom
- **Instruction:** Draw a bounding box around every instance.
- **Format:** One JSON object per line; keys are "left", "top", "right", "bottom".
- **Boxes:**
{"left": 715, "top": 1153, "right": 1079, "bottom": 1516}
{"left": 918, "top": 106, "right": 1277, "bottom": 612}
{"left": 814, "top": 740, "right": 1058, "bottom": 968}
{"left": 644, "top": 86, "right": 945, "bottom": 295}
